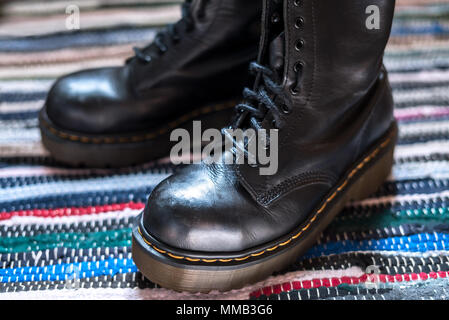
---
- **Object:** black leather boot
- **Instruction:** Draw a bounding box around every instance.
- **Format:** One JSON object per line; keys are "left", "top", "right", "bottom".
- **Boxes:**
{"left": 39, "top": 0, "right": 262, "bottom": 167}
{"left": 133, "top": 0, "right": 397, "bottom": 292}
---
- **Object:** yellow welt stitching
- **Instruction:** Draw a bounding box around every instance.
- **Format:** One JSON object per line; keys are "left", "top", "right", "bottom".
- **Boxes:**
{"left": 380, "top": 139, "right": 390, "bottom": 147}
{"left": 292, "top": 232, "right": 302, "bottom": 240}
{"left": 337, "top": 180, "right": 348, "bottom": 191}
{"left": 251, "top": 250, "right": 266, "bottom": 257}
{"left": 141, "top": 236, "right": 151, "bottom": 246}
{"left": 167, "top": 253, "right": 184, "bottom": 259}
{"left": 316, "top": 204, "right": 326, "bottom": 214}
{"left": 186, "top": 257, "right": 200, "bottom": 262}
{"left": 234, "top": 256, "right": 250, "bottom": 261}
{"left": 136, "top": 135, "right": 393, "bottom": 263}
{"left": 279, "top": 239, "right": 291, "bottom": 247}
{"left": 186, "top": 257, "right": 201, "bottom": 262}
{"left": 326, "top": 192, "right": 337, "bottom": 202}
{"left": 152, "top": 246, "right": 167, "bottom": 254}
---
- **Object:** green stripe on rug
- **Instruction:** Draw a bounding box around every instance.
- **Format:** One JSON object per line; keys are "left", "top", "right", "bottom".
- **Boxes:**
{"left": 0, "top": 228, "right": 132, "bottom": 253}
{"left": 332, "top": 207, "right": 449, "bottom": 232}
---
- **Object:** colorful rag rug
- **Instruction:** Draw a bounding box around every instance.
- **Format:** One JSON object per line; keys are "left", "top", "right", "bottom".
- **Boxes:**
{"left": 1, "top": 0, "right": 449, "bottom": 300}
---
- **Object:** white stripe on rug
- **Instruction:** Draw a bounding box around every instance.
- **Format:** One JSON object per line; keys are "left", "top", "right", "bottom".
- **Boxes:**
{"left": 0, "top": 6, "right": 180, "bottom": 37}
{"left": 0, "top": 128, "right": 41, "bottom": 143}
{"left": 0, "top": 44, "right": 136, "bottom": 67}
{"left": 0, "top": 119, "right": 38, "bottom": 130}
{"left": 0, "top": 58, "right": 125, "bottom": 79}
{"left": 389, "top": 160, "right": 449, "bottom": 181}
{"left": 399, "top": 119, "right": 449, "bottom": 137}
{"left": 351, "top": 189, "right": 449, "bottom": 207}
{"left": 389, "top": 69, "right": 449, "bottom": 83}
{"left": 0, "top": 80, "right": 54, "bottom": 93}
{"left": 395, "top": 140, "right": 449, "bottom": 159}
{"left": 0, "top": 172, "right": 170, "bottom": 202}
{"left": 3, "top": 0, "right": 182, "bottom": 16}
{"left": 0, "top": 100, "right": 44, "bottom": 113}
{"left": 393, "top": 86, "right": 449, "bottom": 105}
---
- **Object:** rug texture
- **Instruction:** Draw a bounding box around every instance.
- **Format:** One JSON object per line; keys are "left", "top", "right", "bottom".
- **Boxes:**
{"left": 1, "top": 0, "right": 449, "bottom": 300}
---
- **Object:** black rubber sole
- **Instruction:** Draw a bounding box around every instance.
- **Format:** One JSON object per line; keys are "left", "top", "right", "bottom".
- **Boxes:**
{"left": 39, "top": 102, "right": 235, "bottom": 168}
{"left": 132, "top": 123, "right": 398, "bottom": 293}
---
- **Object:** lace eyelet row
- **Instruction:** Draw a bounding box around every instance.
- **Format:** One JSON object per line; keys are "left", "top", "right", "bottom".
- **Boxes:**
{"left": 290, "top": 1, "right": 305, "bottom": 96}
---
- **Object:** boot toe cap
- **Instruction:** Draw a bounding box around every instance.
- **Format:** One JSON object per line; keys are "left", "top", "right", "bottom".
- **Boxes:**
{"left": 141, "top": 164, "right": 271, "bottom": 253}
{"left": 44, "top": 67, "right": 128, "bottom": 133}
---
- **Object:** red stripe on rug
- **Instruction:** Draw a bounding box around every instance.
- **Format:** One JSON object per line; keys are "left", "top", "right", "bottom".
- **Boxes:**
{"left": 251, "top": 271, "right": 449, "bottom": 298}
{"left": 395, "top": 107, "right": 449, "bottom": 122}
{"left": 0, "top": 202, "right": 145, "bottom": 220}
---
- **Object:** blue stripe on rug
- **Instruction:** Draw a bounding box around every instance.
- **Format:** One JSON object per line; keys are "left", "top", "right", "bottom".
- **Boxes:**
{"left": 0, "top": 27, "right": 157, "bottom": 52}
{"left": 0, "top": 257, "right": 137, "bottom": 283}
{"left": 303, "top": 233, "right": 449, "bottom": 259}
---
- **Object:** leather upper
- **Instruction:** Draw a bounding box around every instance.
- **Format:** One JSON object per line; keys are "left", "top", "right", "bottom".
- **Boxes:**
{"left": 142, "top": 0, "right": 396, "bottom": 253}
{"left": 44, "top": 0, "right": 262, "bottom": 134}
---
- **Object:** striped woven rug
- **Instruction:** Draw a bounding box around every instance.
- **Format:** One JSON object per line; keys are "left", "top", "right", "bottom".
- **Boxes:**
{"left": 1, "top": 0, "right": 449, "bottom": 300}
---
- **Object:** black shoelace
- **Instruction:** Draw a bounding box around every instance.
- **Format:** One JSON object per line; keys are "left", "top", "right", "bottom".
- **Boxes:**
{"left": 219, "top": 62, "right": 287, "bottom": 164}
{"left": 233, "top": 62, "right": 288, "bottom": 131}
{"left": 129, "top": 0, "right": 207, "bottom": 64}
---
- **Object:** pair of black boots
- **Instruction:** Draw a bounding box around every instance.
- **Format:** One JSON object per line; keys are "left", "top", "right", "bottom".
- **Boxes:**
{"left": 40, "top": 0, "right": 397, "bottom": 292}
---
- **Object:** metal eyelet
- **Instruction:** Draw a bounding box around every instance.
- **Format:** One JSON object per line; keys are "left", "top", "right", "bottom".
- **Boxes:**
{"left": 281, "top": 104, "right": 291, "bottom": 114}
{"left": 294, "top": 0, "right": 302, "bottom": 7}
{"left": 295, "top": 17, "right": 304, "bottom": 29}
{"left": 142, "top": 55, "right": 152, "bottom": 63}
{"left": 290, "top": 86, "right": 299, "bottom": 95}
{"left": 271, "top": 12, "right": 280, "bottom": 24}
{"left": 295, "top": 39, "right": 305, "bottom": 51}
{"left": 293, "top": 61, "right": 305, "bottom": 73}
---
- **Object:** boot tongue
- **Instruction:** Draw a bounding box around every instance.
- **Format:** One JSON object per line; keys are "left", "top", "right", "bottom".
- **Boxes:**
{"left": 268, "top": 32, "right": 285, "bottom": 82}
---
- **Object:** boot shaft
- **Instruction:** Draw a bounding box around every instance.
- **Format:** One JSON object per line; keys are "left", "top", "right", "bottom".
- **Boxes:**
{"left": 251, "top": 0, "right": 396, "bottom": 140}
{"left": 259, "top": 0, "right": 395, "bottom": 109}
{"left": 283, "top": 0, "right": 395, "bottom": 106}
{"left": 131, "top": 0, "right": 262, "bottom": 93}
{"left": 186, "top": 0, "right": 262, "bottom": 48}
